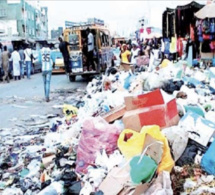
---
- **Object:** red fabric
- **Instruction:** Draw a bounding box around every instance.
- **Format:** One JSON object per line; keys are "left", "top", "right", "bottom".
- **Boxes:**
{"left": 203, "top": 34, "right": 210, "bottom": 40}
{"left": 140, "top": 28, "right": 144, "bottom": 33}
{"left": 177, "top": 38, "right": 183, "bottom": 57}
{"left": 146, "top": 27, "right": 151, "bottom": 34}
{"left": 190, "top": 25, "right": 195, "bottom": 41}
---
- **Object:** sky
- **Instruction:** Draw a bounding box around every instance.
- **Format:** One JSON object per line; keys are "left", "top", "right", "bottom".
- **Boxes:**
{"left": 9, "top": 0, "right": 207, "bottom": 37}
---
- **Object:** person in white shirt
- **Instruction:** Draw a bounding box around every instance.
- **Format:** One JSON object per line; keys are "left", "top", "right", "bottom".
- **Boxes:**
{"left": 131, "top": 41, "right": 140, "bottom": 65}
{"left": 41, "top": 43, "right": 54, "bottom": 102}
{"left": 11, "top": 47, "right": 21, "bottom": 80}
{"left": 86, "top": 28, "right": 95, "bottom": 71}
{"left": 24, "top": 45, "right": 32, "bottom": 79}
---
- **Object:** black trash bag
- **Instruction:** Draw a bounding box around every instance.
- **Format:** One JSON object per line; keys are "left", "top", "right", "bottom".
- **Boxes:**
{"left": 76, "top": 101, "right": 85, "bottom": 109}
{"left": 187, "top": 82, "right": 196, "bottom": 89}
{"left": 56, "top": 146, "right": 69, "bottom": 158}
{"left": 176, "top": 139, "right": 207, "bottom": 167}
{"left": 68, "top": 181, "right": 82, "bottom": 195}
{"left": 62, "top": 170, "right": 77, "bottom": 186}
{"left": 208, "top": 86, "right": 215, "bottom": 95}
{"left": 41, "top": 179, "right": 51, "bottom": 190}
{"left": 90, "top": 191, "right": 104, "bottom": 195}
{"left": 162, "top": 79, "right": 184, "bottom": 94}
{"left": 106, "top": 67, "right": 118, "bottom": 76}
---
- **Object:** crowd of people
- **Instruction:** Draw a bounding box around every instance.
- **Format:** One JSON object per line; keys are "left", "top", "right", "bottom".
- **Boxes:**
{"left": 0, "top": 43, "right": 33, "bottom": 83}
{"left": 0, "top": 42, "right": 54, "bottom": 102}
{"left": 115, "top": 37, "right": 161, "bottom": 66}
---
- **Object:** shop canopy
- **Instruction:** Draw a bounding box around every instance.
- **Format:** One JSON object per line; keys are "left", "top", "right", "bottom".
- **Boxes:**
{"left": 195, "top": 3, "right": 215, "bottom": 19}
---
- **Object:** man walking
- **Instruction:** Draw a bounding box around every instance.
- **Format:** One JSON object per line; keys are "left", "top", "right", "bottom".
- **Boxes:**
{"left": 19, "top": 46, "right": 25, "bottom": 78}
{"left": 58, "top": 37, "right": 71, "bottom": 73}
{"left": 24, "top": 45, "right": 32, "bottom": 79}
{"left": 2, "top": 46, "right": 10, "bottom": 83}
{"left": 11, "top": 47, "right": 21, "bottom": 80}
{"left": 41, "top": 43, "right": 54, "bottom": 102}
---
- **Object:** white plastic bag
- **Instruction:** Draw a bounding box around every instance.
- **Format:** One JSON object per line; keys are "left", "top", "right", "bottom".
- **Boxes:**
{"left": 144, "top": 171, "right": 173, "bottom": 195}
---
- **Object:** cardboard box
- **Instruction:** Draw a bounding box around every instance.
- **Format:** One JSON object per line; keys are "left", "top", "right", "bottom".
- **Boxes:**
{"left": 123, "top": 90, "right": 179, "bottom": 131}
{"left": 102, "top": 105, "right": 126, "bottom": 123}
{"left": 124, "top": 89, "right": 167, "bottom": 111}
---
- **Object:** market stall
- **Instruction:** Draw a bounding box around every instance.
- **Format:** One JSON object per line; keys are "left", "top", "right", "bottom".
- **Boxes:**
{"left": 195, "top": 3, "right": 215, "bottom": 64}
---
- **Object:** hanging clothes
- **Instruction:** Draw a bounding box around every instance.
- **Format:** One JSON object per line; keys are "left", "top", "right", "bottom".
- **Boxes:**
{"left": 190, "top": 25, "right": 195, "bottom": 41}
{"left": 185, "top": 39, "right": 196, "bottom": 66}
{"left": 170, "top": 37, "right": 177, "bottom": 54}
{"left": 175, "top": 1, "right": 204, "bottom": 37}
{"left": 163, "top": 38, "right": 170, "bottom": 54}
{"left": 177, "top": 38, "right": 184, "bottom": 57}
{"left": 202, "top": 40, "right": 211, "bottom": 53}
{"left": 162, "top": 8, "right": 175, "bottom": 38}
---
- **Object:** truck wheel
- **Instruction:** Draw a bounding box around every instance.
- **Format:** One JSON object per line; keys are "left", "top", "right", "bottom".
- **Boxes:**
{"left": 69, "top": 75, "right": 76, "bottom": 82}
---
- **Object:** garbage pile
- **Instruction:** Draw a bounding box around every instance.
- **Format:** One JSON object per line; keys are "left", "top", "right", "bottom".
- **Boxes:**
{"left": 1, "top": 61, "right": 215, "bottom": 195}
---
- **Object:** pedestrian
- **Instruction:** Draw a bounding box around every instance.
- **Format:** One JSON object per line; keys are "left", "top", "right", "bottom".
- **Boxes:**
{"left": 131, "top": 41, "right": 140, "bottom": 65}
{"left": 86, "top": 27, "right": 95, "bottom": 71}
{"left": 2, "top": 46, "right": 11, "bottom": 83}
{"left": 24, "top": 45, "right": 32, "bottom": 79}
{"left": 120, "top": 44, "right": 131, "bottom": 64}
{"left": 19, "top": 45, "right": 25, "bottom": 78}
{"left": 41, "top": 43, "right": 54, "bottom": 102}
{"left": 11, "top": 47, "right": 21, "bottom": 80}
{"left": 58, "top": 36, "right": 71, "bottom": 73}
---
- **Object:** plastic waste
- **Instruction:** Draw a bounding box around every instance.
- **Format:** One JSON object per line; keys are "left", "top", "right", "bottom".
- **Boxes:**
{"left": 68, "top": 181, "right": 82, "bottom": 195}
{"left": 201, "top": 140, "right": 215, "bottom": 175}
{"left": 144, "top": 171, "right": 173, "bottom": 195}
{"left": 37, "top": 181, "right": 64, "bottom": 195}
{"left": 130, "top": 155, "right": 157, "bottom": 184}
{"left": 76, "top": 117, "right": 120, "bottom": 173}
{"left": 162, "top": 126, "right": 189, "bottom": 161}
{"left": 118, "top": 125, "right": 174, "bottom": 173}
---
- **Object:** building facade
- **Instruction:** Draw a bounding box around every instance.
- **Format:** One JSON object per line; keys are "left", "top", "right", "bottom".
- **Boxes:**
{"left": 51, "top": 27, "right": 63, "bottom": 39}
{"left": 0, "top": 0, "right": 48, "bottom": 40}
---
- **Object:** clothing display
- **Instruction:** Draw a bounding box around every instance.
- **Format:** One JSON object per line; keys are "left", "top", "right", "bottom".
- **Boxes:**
{"left": 170, "top": 37, "right": 177, "bottom": 54}
{"left": 162, "top": 8, "right": 175, "bottom": 38}
{"left": 177, "top": 38, "right": 184, "bottom": 57}
{"left": 163, "top": 38, "right": 170, "bottom": 54}
{"left": 176, "top": 1, "right": 203, "bottom": 37}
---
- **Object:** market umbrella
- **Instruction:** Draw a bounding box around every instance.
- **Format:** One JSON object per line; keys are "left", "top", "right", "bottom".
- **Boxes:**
{"left": 195, "top": 3, "right": 215, "bottom": 19}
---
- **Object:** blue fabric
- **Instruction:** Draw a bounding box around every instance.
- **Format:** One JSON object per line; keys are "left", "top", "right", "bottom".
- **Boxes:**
{"left": 183, "top": 76, "right": 203, "bottom": 87}
{"left": 201, "top": 140, "right": 215, "bottom": 175}
{"left": 124, "top": 74, "right": 135, "bottom": 89}
{"left": 163, "top": 38, "right": 170, "bottom": 54}
{"left": 20, "top": 61, "right": 24, "bottom": 77}
{"left": 26, "top": 61, "right": 31, "bottom": 79}
{"left": 42, "top": 70, "right": 52, "bottom": 99}
{"left": 212, "top": 59, "right": 215, "bottom": 67}
{"left": 198, "top": 36, "right": 203, "bottom": 42}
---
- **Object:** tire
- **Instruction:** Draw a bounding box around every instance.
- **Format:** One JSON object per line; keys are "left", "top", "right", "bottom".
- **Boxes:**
{"left": 69, "top": 75, "right": 76, "bottom": 82}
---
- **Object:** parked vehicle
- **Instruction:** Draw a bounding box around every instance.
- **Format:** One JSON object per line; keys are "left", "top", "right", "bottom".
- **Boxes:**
{"left": 63, "top": 19, "right": 113, "bottom": 82}
{"left": 51, "top": 49, "right": 65, "bottom": 74}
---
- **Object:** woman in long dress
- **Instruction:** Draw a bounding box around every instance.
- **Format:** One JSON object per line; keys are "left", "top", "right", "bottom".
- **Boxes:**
{"left": 11, "top": 47, "right": 21, "bottom": 80}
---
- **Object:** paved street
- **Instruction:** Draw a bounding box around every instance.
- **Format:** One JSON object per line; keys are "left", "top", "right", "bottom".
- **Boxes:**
{"left": 0, "top": 73, "right": 87, "bottom": 128}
